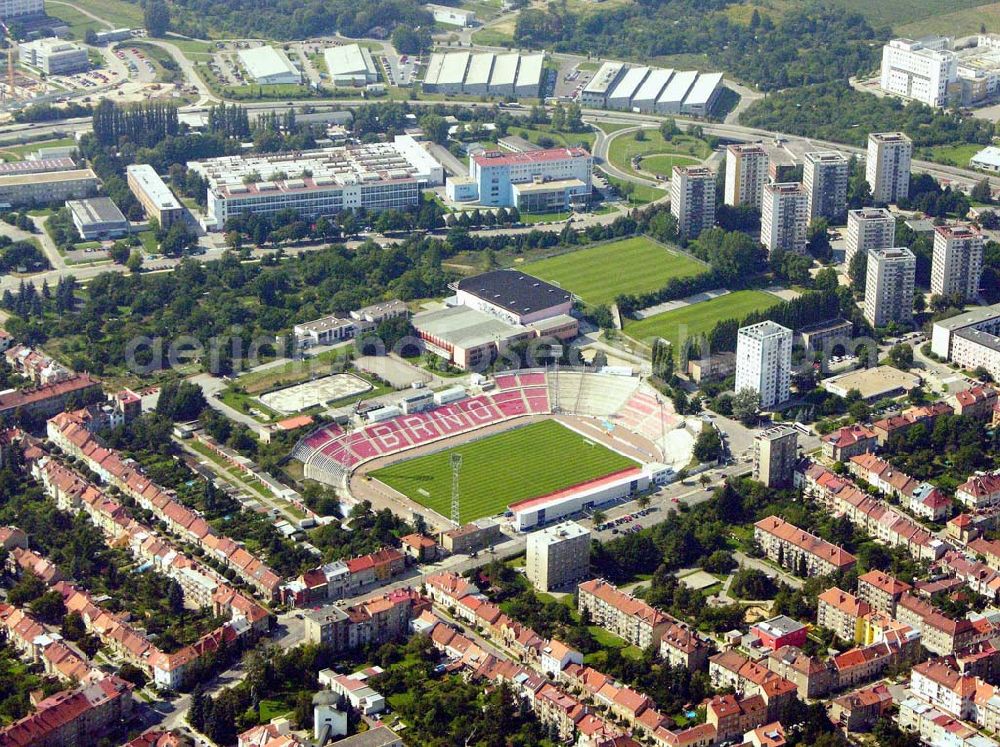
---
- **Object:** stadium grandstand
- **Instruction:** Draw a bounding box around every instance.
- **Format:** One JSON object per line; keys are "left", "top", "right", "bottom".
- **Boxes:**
{"left": 293, "top": 368, "right": 696, "bottom": 530}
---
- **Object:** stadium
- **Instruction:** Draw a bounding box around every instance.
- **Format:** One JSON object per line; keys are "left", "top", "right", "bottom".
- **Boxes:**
{"left": 291, "top": 368, "right": 697, "bottom": 531}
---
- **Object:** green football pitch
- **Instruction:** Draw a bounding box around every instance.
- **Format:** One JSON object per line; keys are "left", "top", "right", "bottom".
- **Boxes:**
{"left": 368, "top": 420, "right": 638, "bottom": 523}
{"left": 519, "top": 236, "right": 708, "bottom": 307}
{"left": 624, "top": 289, "right": 781, "bottom": 351}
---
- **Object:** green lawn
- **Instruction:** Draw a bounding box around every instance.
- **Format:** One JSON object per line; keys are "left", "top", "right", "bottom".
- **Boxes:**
{"left": 520, "top": 236, "right": 707, "bottom": 306}
{"left": 608, "top": 131, "right": 711, "bottom": 180}
{"left": 917, "top": 143, "right": 984, "bottom": 169}
{"left": 604, "top": 174, "right": 667, "bottom": 206}
{"left": 640, "top": 153, "right": 701, "bottom": 177}
{"left": 369, "top": 420, "right": 637, "bottom": 523}
{"left": 48, "top": 0, "right": 144, "bottom": 27}
{"left": 521, "top": 211, "right": 571, "bottom": 224}
{"left": 510, "top": 125, "right": 595, "bottom": 150}
{"left": 0, "top": 137, "right": 77, "bottom": 163}
{"left": 45, "top": 3, "right": 107, "bottom": 38}
{"left": 624, "top": 289, "right": 781, "bottom": 350}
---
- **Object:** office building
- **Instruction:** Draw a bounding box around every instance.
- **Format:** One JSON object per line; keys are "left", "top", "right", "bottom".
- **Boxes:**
{"left": 189, "top": 138, "right": 444, "bottom": 231}
{"left": 845, "top": 208, "right": 895, "bottom": 267}
{"left": 19, "top": 38, "right": 88, "bottom": 75}
{"left": 579, "top": 61, "right": 626, "bottom": 107}
{"left": 526, "top": 521, "right": 590, "bottom": 592}
{"left": 931, "top": 224, "right": 984, "bottom": 300}
{"left": 0, "top": 0, "right": 42, "bottom": 19}
{"left": 880, "top": 38, "right": 957, "bottom": 108}
{"left": 753, "top": 426, "right": 798, "bottom": 488}
{"left": 670, "top": 165, "right": 715, "bottom": 238}
{"left": 468, "top": 147, "right": 591, "bottom": 211}
{"left": 735, "top": 320, "right": 792, "bottom": 409}
{"left": 126, "top": 164, "right": 184, "bottom": 228}
{"left": 865, "top": 247, "right": 916, "bottom": 327}
{"left": 761, "top": 182, "right": 808, "bottom": 255}
{"left": 866, "top": 132, "right": 912, "bottom": 204}
{"left": 324, "top": 43, "right": 378, "bottom": 86}
{"left": 803, "top": 151, "right": 849, "bottom": 221}
{"left": 0, "top": 168, "right": 98, "bottom": 207}
{"left": 67, "top": 197, "right": 129, "bottom": 240}
{"left": 237, "top": 45, "right": 300, "bottom": 85}
{"left": 725, "top": 143, "right": 768, "bottom": 209}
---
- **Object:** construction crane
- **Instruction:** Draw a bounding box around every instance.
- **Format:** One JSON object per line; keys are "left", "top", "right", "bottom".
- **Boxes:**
{"left": 0, "top": 22, "right": 14, "bottom": 103}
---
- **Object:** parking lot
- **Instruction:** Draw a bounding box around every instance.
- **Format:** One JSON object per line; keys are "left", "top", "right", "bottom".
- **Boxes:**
{"left": 383, "top": 53, "right": 421, "bottom": 86}
{"left": 57, "top": 67, "right": 121, "bottom": 91}
{"left": 553, "top": 62, "right": 592, "bottom": 99}
{"left": 115, "top": 47, "right": 156, "bottom": 83}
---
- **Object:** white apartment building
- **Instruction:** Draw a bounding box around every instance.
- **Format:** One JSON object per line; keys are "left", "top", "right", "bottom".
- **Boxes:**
{"left": 189, "top": 137, "right": 443, "bottom": 231}
{"left": 845, "top": 208, "right": 895, "bottom": 267}
{"left": 864, "top": 247, "right": 916, "bottom": 328}
{"left": 761, "top": 182, "right": 808, "bottom": 255}
{"left": 525, "top": 521, "right": 590, "bottom": 592}
{"left": 880, "top": 38, "right": 958, "bottom": 108}
{"left": 734, "top": 320, "right": 792, "bottom": 409}
{"left": 725, "top": 143, "right": 768, "bottom": 209}
{"left": 670, "top": 165, "right": 715, "bottom": 238}
{"left": 0, "top": 0, "right": 42, "bottom": 19}
{"left": 866, "top": 132, "right": 913, "bottom": 205}
{"left": 931, "top": 224, "right": 984, "bottom": 300}
{"left": 469, "top": 147, "right": 592, "bottom": 210}
{"left": 803, "top": 151, "right": 849, "bottom": 221}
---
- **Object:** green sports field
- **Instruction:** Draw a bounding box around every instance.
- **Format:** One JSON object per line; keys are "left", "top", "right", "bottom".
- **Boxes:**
{"left": 519, "top": 237, "right": 708, "bottom": 307}
{"left": 368, "top": 420, "right": 637, "bottom": 523}
{"left": 624, "top": 289, "right": 781, "bottom": 351}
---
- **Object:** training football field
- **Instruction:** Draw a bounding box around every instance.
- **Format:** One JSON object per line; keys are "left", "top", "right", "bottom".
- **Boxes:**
{"left": 520, "top": 236, "right": 708, "bottom": 307}
{"left": 368, "top": 420, "right": 638, "bottom": 524}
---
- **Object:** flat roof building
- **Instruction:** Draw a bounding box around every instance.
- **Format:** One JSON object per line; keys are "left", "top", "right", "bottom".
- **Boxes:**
{"left": 0, "top": 157, "right": 75, "bottom": 176}
{"left": 822, "top": 364, "right": 921, "bottom": 401}
{"left": 931, "top": 302, "right": 1000, "bottom": 359}
{"left": 324, "top": 43, "right": 378, "bottom": 86}
{"left": 435, "top": 51, "right": 470, "bottom": 94}
{"left": 455, "top": 269, "right": 573, "bottom": 325}
{"left": 19, "top": 38, "right": 88, "bottom": 75}
{"left": 754, "top": 425, "right": 798, "bottom": 488}
{"left": 0, "top": 168, "right": 98, "bottom": 207}
{"left": 735, "top": 320, "right": 792, "bottom": 410}
{"left": 931, "top": 224, "right": 984, "bottom": 301}
{"left": 867, "top": 132, "right": 912, "bottom": 205}
{"left": 189, "top": 137, "right": 444, "bottom": 231}
{"left": 671, "top": 165, "right": 715, "bottom": 238}
{"left": 426, "top": 3, "right": 476, "bottom": 26}
{"left": 526, "top": 521, "right": 590, "bottom": 592}
{"left": 762, "top": 182, "right": 809, "bottom": 256}
{"left": 580, "top": 61, "right": 626, "bottom": 107}
{"left": 469, "top": 146, "right": 592, "bottom": 210}
{"left": 126, "top": 164, "right": 183, "bottom": 228}
{"left": 67, "top": 197, "right": 129, "bottom": 240}
{"left": 846, "top": 207, "right": 895, "bottom": 268}
{"left": 803, "top": 151, "right": 849, "bottom": 221}
{"left": 865, "top": 246, "right": 916, "bottom": 328}
{"left": 0, "top": 0, "right": 42, "bottom": 19}
{"left": 725, "top": 143, "right": 768, "bottom": 209}
{"left": 238, "top": 46, "right": 300, "bottom": 85}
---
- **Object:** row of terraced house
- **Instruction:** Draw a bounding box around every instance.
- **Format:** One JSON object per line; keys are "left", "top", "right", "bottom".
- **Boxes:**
{"left": 26, "top": 449, "right": 271, "bottom": 688}
{"left": 46, "top": 410, "right": 284, "bottom": 600}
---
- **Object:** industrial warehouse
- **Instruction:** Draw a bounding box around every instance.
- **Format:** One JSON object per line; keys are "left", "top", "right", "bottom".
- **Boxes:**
{"left": 423, "top": 51, "right": 545, "bottom": 97}
{"left": 582, "top": 62, "right": 725, "bottom": 115}
{"left": 188, "top": 136, "right": 445, "bottom": 230}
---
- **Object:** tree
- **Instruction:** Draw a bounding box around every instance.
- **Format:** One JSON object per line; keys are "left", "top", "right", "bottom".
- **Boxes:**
{"left": 109, "top": 241, "right": 130, "bottom": 265}
{"left": 29, "top": 591, "right": 66, "bottom": 624}
{"left": 118, "top": 663, "right": 147, "bottom": 688}
{"left": 126, "top": 249, "right": 143, "bottom": 273}
{"left": 61, "top": 611, "right": 86, "bottom": 641}
{"left": 591, "top": 509, "right": 607, "bottom": 526}
{"left": 732, "top": 387, "right": 761, "bottom": 425}
{"left": 887, "top": 343, "right": 913, "bottom": 370}
{"left": 418, "top": 113, "right": 449, "bottom": 145}
{"left": 806, "top": 218, "right": 832, "bottom": 260}
{"left": 972, "top": 178, "right": 993, "bottom": 205}
{"left": 144, "top": 0, "right": 170, "bottom": 36}
{"left": 636, "top": 494, "right": 651, "bottom": 510}
{"left": 693, "top": 428, "right": 722, "bottom": 463}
